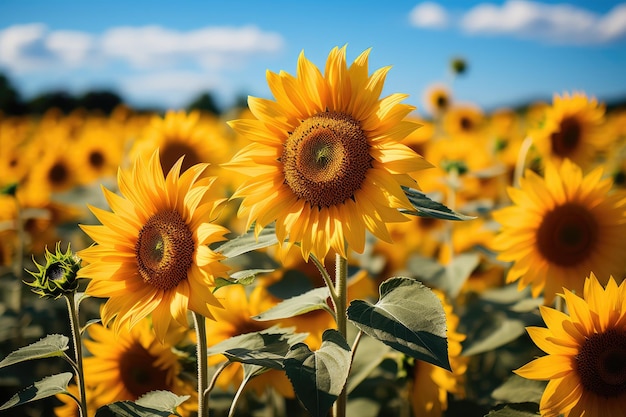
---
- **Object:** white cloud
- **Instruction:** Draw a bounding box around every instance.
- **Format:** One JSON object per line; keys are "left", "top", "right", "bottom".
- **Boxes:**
{"left": 0, "top": 23, "right": 285, "bottom": 72}
{"left": 409, "top": 2, "right": 449, "bottom": 28}
{"left": 409, "top": 1, "right": 626, "bottom": 45}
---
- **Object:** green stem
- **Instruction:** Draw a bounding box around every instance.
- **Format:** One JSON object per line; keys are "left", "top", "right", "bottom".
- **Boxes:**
{"left": 64, "top": 294, "right": 88, "bottom": 417}
{"left": 513, "top": 136, "right": 533, "bottom": 188}
{"left": 333, "top": 253, "right": 348, "bottom": 417}
{"left": 310, "top": 253, "right": 338, "bottom": 301}
{"left": 193, "top": 312, "right": 209, "bottom": 417}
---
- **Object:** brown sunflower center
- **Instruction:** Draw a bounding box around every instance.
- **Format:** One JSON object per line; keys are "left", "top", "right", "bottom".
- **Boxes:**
{"left": 48, "top": 162, "right": 69, "bottom": 186}
{"left": 550, "top": 116, "right": 582, "bottom": 157}
{"left": 460, "top": 116, "right": 473, "bottom": 132}
{"left": 135, "top": 209, "right": 194, "bottom": 291}
{"left": 160, "top": 141, "right": 202, "bottom": 175}
{"left": 576, "top": 329, "right": 626, "bottom": 398}
{"left": 536, "top": 203, "right": 598, "bottom": 266}
{"left": 282, "top": 111, "right": 372, "bottom": 208}
{"left": 435, "top": 94, "right": 448, "bottom": 110}
{"left": 118, "top": 343, "right": 171, "bottom": 398}
{"left": 89, "top": 150, "right": 105, "bottom": 169}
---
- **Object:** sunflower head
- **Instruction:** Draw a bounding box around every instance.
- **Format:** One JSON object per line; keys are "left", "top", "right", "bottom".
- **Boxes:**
{"left": 226, "top": 46, "right": 431, "bottom": 261}
{"left": 25, "top": 242, "right": 81, "bottom": 299}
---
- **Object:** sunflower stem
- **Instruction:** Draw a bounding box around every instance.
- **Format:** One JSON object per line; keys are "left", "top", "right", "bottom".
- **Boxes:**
{"left": 64, "top": 294, "right": 88, "bottom": 417}
{"left": 193, "top": 312, "right": 210, "bottom": 417}
{"left": 310, "top": 253, "right": 338, "bottom": 300}
{"left": 333, "top": 253, "right": 348, "bottom": 417}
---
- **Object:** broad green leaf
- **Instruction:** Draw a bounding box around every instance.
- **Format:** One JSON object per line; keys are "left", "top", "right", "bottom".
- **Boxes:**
{"left": 207, "top": 326, "right": 307, "bottom": 370}
{"left": 253, "top": 287, "right": 334, "bottom": 321}
{"left": 0, "top": 334, "right": 69, "bottom": 369}
{"left": 492, "top": 375, "right": 546, "bottom": 405}
{"left": 213, "top": 268, "right": 274, "bottom": 291}
{"left": 347, "top": 277, "right": 451, "bottom": 371}
{"left": 485, "top": 403, "right": 540, "bottom": 416}
{"left": 95, "top": 402, "right": 181, "bottom": 417}
{"left": 0, "top": 372, "right": 73, "bottom": 410}
{"left": 407, "top": 253, "right": 480, "bottom": 299}
{"left": 136, "top": 391, "right": 190, "bottom": 413}
{"left": 346, "top": 332, "right": 392, "bottom": 394}
{"left": 284, "top": 329, "right": 352, "bottom": 417}
{"left": 462, "top": 317, "right": 526, "bottom": 356}
{"left": 401, "top": 186, "right": 475, "bottom": 220}
{"left": 214, "top": 224, "right": 279, "bottom": 258}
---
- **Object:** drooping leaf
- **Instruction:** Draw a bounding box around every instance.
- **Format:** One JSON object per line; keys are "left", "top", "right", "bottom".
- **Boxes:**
{"left": 136, "top": 391, "right": 190, "bottom": 413}
{"left": 401, "top": 186, "right": 475, "bottom": 221}
{"left": 95, "top": 402, "right": 181, "bottom": 417}
{"left": 0, "top": 334, "right": 70, "bottom": 369}
{"left": 253, "top": 287, "right": 334, "bottom": 321}
{"left": 485, "top": 402, "right": 540, "bottom": 416}
{"left": 0, "top": 372, "right": 73, "bottom": 411}
{"left": 214, "top": 224, "right": 279, "bottom": 258}
{"left": 207, "top": 326, "right": 307, "bottom": 370}
{"left": 284, "top": 329, "right": 352, "bottom": 417}
{"left": 407, "top": 253, "right": 480, "bottom": 299}
{"left": 214, "top": 268, "right": 274, "bottom": 291}
{"left": 492, "top": 375, "right": 546, "bottom": 405}
{"left": 347, "top": 277, "right": 450, "bottom": 371}
{"left": 462, "top": 317, "right": 526, "bottom": 356}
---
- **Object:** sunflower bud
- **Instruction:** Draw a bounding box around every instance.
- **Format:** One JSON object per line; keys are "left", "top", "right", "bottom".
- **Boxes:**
{"left": 450, "top": 57, "right": 467, "bottom": 76}
{"left": 25, "top": 243, "right": 81, "bottom": 299}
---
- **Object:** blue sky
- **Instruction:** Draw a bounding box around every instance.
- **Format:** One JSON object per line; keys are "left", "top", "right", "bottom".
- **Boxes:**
{"left": 1, "top": 0, "right": 625, "bottom": 115}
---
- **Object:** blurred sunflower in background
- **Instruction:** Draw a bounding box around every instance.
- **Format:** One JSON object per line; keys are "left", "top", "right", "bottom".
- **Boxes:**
{"left": 73, "top": 123, "right": 125, "bottom": 185}
{"left": 83, "top": 318, "right": 197, "bottom": 415}
{"left": 442, "top": 104, "right": 485, "bottom": 139}
{"left": 78, "top": 150, "right": 230, "bottom": 341}
{"left": 515, "top": 273, "right": 626, "bottom": 417}
{"left": 423, "top": 83, "right": 452, "bottom": 117}
{"left": 530, "top": 92, "right": 608, "bottom": 171}
{"left": 492, "top": 159, "right": 626, "bottom": 304}
{"left": 225, "top": 45, "right": 432, "bottom": 261}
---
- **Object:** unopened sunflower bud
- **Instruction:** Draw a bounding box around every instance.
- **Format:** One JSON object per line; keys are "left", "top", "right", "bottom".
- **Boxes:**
{"left": 25, "top": 243, "right": 81, "bottom": 299}
{"left": 450, "top": 57, "right": 467, "bottom": 76}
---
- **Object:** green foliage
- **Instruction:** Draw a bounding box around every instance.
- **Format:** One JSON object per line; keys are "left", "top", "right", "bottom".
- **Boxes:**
{"left": 253, "top": 287, "right": 334, "bottom": 321}
{"left": 492, "top": 375, "right": 546, "bottom": 405}
{"left": 407, "top": 253, "right": 480, "bottom": 299}
{"left": 95, "top": 390, "right": 190, "bottom": 417}
{"left": 401, "top": 186, "right": 475, "bottom": 220}
{"left": 0, "top": 372, "right": 73, "bottom": 411}
{"left": 215, "top": 224, "right": 279, "bottom": 258}
{"left": 0, "top": 334, "right": 70, "bottom": 369}
{"left": 284, "top": 329, "right": 352, "bottom": 417}
{"left": 485, "top": 403, "right": 540, "bottom": 416}
{"left": 347, "top": 277, "right": 451, "bottom": 371}
{"left": 214, "top": 268, "right": 274, "bottom": 290}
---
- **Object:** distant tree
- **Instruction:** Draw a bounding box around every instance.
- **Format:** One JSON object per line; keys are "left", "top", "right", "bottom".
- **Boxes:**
{"left": 0, "top": 73, "right": 25, "bottom": 115}
{"left": 187, "top": 91, "right": 221, "bottom": 115}
{"left": 27, "top": 91, "right": 78, "bottom": 115}
{"left": 78, "top": 90, "right": 123, "bottom": 114}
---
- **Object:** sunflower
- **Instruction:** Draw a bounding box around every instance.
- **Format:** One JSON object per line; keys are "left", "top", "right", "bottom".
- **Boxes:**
{"left": 422, "top": 83, "right": 452, "bottom": 117}
{"left": 206, "top": 283, "right": 294, "bottom": 398}
{"left": 530, "top": 92, "right": 607, "bottom": 171}
{"left": 131, "top": 110, "right": 230, "bottom": 179}
{"left": 225, "top": 46, "right": 431, "bottom": 261}
{"left": 515, "top": 273, "right": 626, "bottom": 417}
{"left": 77, "top": 150, "right": 230, "bottom": 342}
{"left": 442, "top": 104, "right": 485, "bottom": 138}
{"left": 410, "top": 290, "right": 467, "bottom": 417}
{"left": 491, "top": 159, "right": 626, "bottom": 304}
{"left": 83, "top": 319, "right": 196, "bottom": 415}
{"left": 73, "top": 124, "right": 125, "bottom": 184}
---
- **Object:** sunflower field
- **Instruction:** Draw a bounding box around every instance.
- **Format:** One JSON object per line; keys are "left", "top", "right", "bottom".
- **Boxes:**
{"left": 1, "top": 46, "right": 626, "bottom": 417}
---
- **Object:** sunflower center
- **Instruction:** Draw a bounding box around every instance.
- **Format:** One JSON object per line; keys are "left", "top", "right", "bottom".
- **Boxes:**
{"left": 160, "top": 141, "right": 202, "bottom": 175}
{"left": 282, "top": 111, "right": 372, "bottom": 208}
{"left": 551, "top": 116, "right": 581, "bottom": 157}
{"left": 135, "top": 209, "right": 194, "bottom": 291}
{"left": 47, "top": 262, "right": 65, "bottom": 281}
{"left": 536, "top": 203, "right": 598, "bottom": 266}
{"left": 48, "top": 162, "right": 68, "bottom": 186}
{"left": 576, "top": 329, "right": 626, "bottom": 398}
{"left": 460, "top": 116, "right": 473, "bottom": 132}
{"left": 118, "top": 343, "right": 171, "bottom": 398}
{"left": 436, "top": 95, "right": 448, "bottom": 110}
{"left": 89, "top": 150, "right": 105, "bottom": 169}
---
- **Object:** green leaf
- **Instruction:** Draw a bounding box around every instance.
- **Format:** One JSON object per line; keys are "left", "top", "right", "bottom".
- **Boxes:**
{"left": 401, "top": 186, "right": 475, "bottom": 220}
{"left": 214, "top": 224, "right": 279, "bottom": 258}
{"left": 0, "top": 372, "right": 73, "bottom": 411}
{"left": 213, "top": 268, "right": 274, "bottom": 291}
{"left": 492, "top": 375, "right": 546, "bottom": 405}
{"left": 95, "top": 390, "right": 190, "bottom": 417}
{"left": 207, "top": 326, "right": 307, "bottom": 370}
{"left": 462, "top": 317, "right": 526, "bottom": 356}
{"left": 253, "top": 287, "right": 334, "bottom": 321}
{"left": 347, "top": 277, "right": 451, "bottom": 371}
{"left": 485, "top": 403, "right": 540, "bottom": 416}
{"left": 407, "top": 253, "right": 480, "bottom": 299}
{"left": 284, "top": 329, "right": 352, "bottom": 417}
{"left": 0, "top": 334, "right": 70, "bottom": 369}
